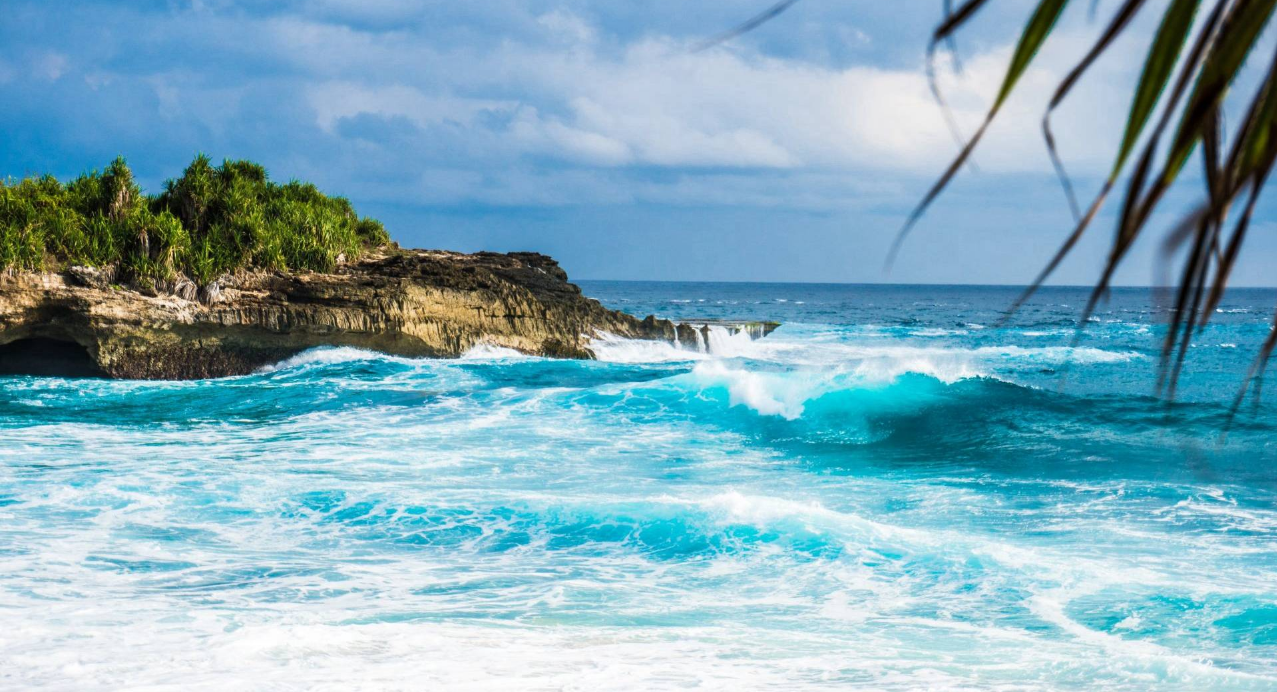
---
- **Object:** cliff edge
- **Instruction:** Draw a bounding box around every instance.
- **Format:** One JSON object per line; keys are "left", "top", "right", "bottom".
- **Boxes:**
{"left": 0, "top": 249, "right": 684, "bottom": 379}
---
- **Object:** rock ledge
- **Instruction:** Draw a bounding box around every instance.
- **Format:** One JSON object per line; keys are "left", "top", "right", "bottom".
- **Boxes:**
{"left": 0, "top": 249, "right": 687, "bottom": 379}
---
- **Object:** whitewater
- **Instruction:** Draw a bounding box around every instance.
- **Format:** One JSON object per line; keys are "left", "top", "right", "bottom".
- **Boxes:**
{"left": 1, "top": 282, "right": 1276, "bottom": 690}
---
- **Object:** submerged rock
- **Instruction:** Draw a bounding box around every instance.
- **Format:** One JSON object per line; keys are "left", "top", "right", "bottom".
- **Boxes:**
{"left": 0, "top": 249, "right": 692, "bottom": 380}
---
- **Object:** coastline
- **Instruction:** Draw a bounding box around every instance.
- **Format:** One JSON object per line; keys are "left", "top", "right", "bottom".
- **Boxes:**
{"left": 0, "top": 249, "right": 673, "bottom": 379}
{"left": 0, "top": 249, "right": 780, "bottom": 379}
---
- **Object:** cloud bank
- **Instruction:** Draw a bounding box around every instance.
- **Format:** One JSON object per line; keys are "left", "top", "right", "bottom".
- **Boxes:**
{"left": 4, "top": 1, "right": 1264, "bottom": 284}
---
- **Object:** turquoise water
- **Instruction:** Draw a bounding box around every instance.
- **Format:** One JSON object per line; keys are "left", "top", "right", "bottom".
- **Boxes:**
{"left": 2, "top": 282, "right": 1277, "bottom": 690}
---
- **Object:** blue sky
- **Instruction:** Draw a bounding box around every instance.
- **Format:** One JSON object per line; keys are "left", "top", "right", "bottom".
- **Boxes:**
{"left": 2, "top": 0, "right": 1275, "bottom": 285}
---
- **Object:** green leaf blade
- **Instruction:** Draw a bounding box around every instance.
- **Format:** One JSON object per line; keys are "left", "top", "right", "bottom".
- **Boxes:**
{"left": 1113, "top": 0, "right": 1201, "bottom": 178}
{"left": 994, "top": 0, "right": 1072, "bottom": 109}
{"left": 1164, "top": 0, "right": 1277, "bottom": 183}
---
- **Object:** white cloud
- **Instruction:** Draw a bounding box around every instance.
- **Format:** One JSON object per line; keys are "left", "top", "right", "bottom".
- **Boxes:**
{"left": 307, "top": 82, "right": 516, "bottom": 133}
{"left": 537, "top": 9, "right": 597, "bottom": 46}
{"left": 37, "top": 5, "right": 1141, "bottom": 210}
{"left": 1, "top": 0, "right": 1225, "bottom": 284}
{"left": 509, "top": 106, "right": 633, "bottom": 165}
{"left": 543, "top": 34, "right": 1130, "bottom": 174}
{"left": 362, "top": 167, "right": 899, "bottom": 211}
{"left": 32, "top": 52, "right": 69, "bottom": 82}
{"left": 291, "top": 18, "right": 1132, "bottom": 183}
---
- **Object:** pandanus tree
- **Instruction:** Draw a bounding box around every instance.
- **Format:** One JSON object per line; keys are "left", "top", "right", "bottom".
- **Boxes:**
{"left": 0, "top": 156, "right": 390, "bottom": 285}
{"left": 709, "top": 0, "right": 1277, "bottom": 411}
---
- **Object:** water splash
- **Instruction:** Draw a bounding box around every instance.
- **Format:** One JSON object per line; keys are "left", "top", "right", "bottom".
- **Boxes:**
{"left": 2, "top": 282, "right": 1276, "bottom": 689}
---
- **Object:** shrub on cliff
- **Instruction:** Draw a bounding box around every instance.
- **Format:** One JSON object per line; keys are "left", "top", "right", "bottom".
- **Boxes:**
{"left": 0, "top": 155, "right": 388, "bottom": 285}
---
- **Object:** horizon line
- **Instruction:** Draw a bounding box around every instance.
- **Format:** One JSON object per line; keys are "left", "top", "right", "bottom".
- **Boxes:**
{"left": 573, "top": 278, "right": 1277, "bottom": 290}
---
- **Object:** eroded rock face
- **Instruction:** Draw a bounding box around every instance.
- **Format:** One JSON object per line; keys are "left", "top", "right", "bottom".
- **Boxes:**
{"left": 0, "top": 249, "right": 678, "bottom": 379}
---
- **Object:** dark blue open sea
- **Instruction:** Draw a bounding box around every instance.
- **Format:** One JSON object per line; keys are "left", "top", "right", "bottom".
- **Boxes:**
{"left": 3, "top": 282, "right": 1277, "bottom": 690}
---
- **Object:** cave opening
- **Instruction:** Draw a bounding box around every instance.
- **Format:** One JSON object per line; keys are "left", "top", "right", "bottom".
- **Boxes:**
{"left": 0, "top": 338, "right": 107, "bottom": 378}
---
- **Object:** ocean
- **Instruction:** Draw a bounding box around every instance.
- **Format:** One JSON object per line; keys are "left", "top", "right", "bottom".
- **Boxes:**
{"left": 2, "top": 282, "right": 1276, "bottom": 690}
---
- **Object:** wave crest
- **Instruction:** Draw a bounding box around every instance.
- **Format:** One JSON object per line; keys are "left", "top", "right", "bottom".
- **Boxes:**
{"left": 257, "top": 347, "right": 416, "bottom": 373}
{"left": 459, "top": 344, "right": 532, "bottom": 361}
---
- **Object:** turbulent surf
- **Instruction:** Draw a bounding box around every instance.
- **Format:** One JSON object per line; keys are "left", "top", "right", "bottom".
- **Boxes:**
{"left": 1, "top": 283, "right": 1275, "bottom": 690}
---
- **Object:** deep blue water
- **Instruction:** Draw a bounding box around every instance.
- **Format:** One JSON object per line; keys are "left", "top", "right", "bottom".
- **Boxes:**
{"left": 2, "top": 282, "right": 1276, "bottom": 689}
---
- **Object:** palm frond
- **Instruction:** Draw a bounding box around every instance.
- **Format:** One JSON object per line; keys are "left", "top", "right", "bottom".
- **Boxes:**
{"left": 890, "top": 0, "right": 1072, "bottom": 269}
{"left": 696, "top": 0, "right": 1277, "bottom": 407}
{"left": 1042, "top": 0, "right": 1149, "bottom": 223}
{"left": 917, "top": 0, "right": 1277, "bottom": 409}
{"left": 691, "top": 0, "right": 801, "bottom": 52}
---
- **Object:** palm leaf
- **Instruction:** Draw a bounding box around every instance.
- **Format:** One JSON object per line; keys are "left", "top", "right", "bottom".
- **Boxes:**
{"left": 1050, "top": 0, "right": 1227, "bottom": 329}
{"left": 1004, "top": 0, "right": 1218, "bottom": 318}
{"left": 703, "top": 0, "right": 1277, "bottom": 409}
{"left": 1163, "top": 0, "right": 1277, "bottom": 185}
{"left": 691, "top": 0, "right": 801, "bottom": 52}
{"left": 890, "top": 0, "right": 1071, "bottom": 268}
{"left": 1042, "top": 0, "right": 1149, "bottom": 223}
{"left": 1113, "top": 0, "right": 1202, "bottom": 178}
{"left": 1202, "top": 48, "right": 1277, "bottom": 319}
{"left": 934, "top": 0, "right": 994, "bottom": 43}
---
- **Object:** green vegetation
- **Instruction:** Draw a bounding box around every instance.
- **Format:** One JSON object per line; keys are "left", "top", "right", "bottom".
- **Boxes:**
{"left": 913, "top": 0, "right": 1277, "bottom": 410}
{"left": 0, "top": 155, "right": 389, "bottom": 286}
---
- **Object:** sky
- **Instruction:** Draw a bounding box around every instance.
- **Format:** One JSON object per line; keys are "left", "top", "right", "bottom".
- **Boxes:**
{"left": 2, "top": 0, "right": 1275, "bottom": 285}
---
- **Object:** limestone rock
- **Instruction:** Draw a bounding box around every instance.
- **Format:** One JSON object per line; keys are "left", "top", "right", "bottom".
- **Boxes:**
{"left": 67, "top": 265, "right": 117, "bottom": 290}
{"left": 0, "top": 249, "right": 677, "bottom": 379}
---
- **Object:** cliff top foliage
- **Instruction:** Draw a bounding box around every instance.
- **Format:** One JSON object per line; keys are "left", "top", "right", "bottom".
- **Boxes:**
{"left": 0, "top": 155, "right": 389, "bottom": 286}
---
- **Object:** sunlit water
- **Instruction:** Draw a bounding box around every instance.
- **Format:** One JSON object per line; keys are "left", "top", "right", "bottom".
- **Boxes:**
{"left": 2, "top": 283, "right": 1276, "bottom": 690}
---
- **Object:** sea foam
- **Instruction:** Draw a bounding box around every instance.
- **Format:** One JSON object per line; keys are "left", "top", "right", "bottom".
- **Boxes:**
{"left": 4, "top": 283, "right": 1275, "bottom": 690}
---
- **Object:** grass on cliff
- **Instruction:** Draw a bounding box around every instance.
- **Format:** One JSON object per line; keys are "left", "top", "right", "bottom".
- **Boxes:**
{"left": 0, "top": 155, "right": 389, "bottom": 286}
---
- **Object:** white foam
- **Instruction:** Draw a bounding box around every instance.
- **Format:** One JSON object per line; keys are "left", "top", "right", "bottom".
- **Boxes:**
{"left": 596, "top": 331, "right": 1148, "bottom": 419}
{"left": 459, "top": 344, "right": 531, "bottom": 361}
{"left": 687, "top": 351, "right": 995, "bottom": 420}
{"left": 592, "top": 326, "right": 773, "bottom": 362}
{"left": 911, "top": 328, "right": 969, "bottom": 337}
{"left": 591, "top": 330, "right": 1143, "bottom": 374}
{"left": 589, "top": 333, "right": 706, "bottom": 363}
{"left": 975, "top": 344, "right": 1144, "bottom": 365}
{"left": 259, "top": 344, "right": 534, "bottom": 372}
{"left": 703, "top": 325, "right": 756, "bottom": 358}
{"left": 804, "top": 344, "right": 1143, "bottom": 371}
{"left": 689, "top": 490, "right": 931, "bottom": 543}
{"left": 257, "top": 347, "right": 413, "bottom": 372}
{"left": 690, "top": 361, "right": 819, "bottom": 419}
{"left": 847, "top": 350, "right": 987, "bottom": 384}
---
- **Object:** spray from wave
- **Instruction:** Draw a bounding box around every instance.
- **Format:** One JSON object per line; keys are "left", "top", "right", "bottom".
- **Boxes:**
{"left": 6, "top": 280, "right": 1277, "bottom": 689}
{"left": 257, "top": 347, "right": 418, "bottom": 373}
{"left": 587, "top": 330, "right": 1146, "bottom": 420}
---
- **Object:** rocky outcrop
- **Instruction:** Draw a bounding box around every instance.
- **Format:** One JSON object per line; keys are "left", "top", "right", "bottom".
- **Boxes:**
{"left": 0, "top": 249, "right": 748, "bottom": 380}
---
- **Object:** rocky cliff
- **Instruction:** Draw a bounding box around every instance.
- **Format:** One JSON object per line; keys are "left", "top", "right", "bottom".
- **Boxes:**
{"left": 0, "top": 249, "right": 733, "bottom": 380}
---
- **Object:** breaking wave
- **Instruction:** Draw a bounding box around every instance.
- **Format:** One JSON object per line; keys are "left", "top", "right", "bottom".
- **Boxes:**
{"left": 5, "top": 281, "right": 1277, "bottom": 689}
